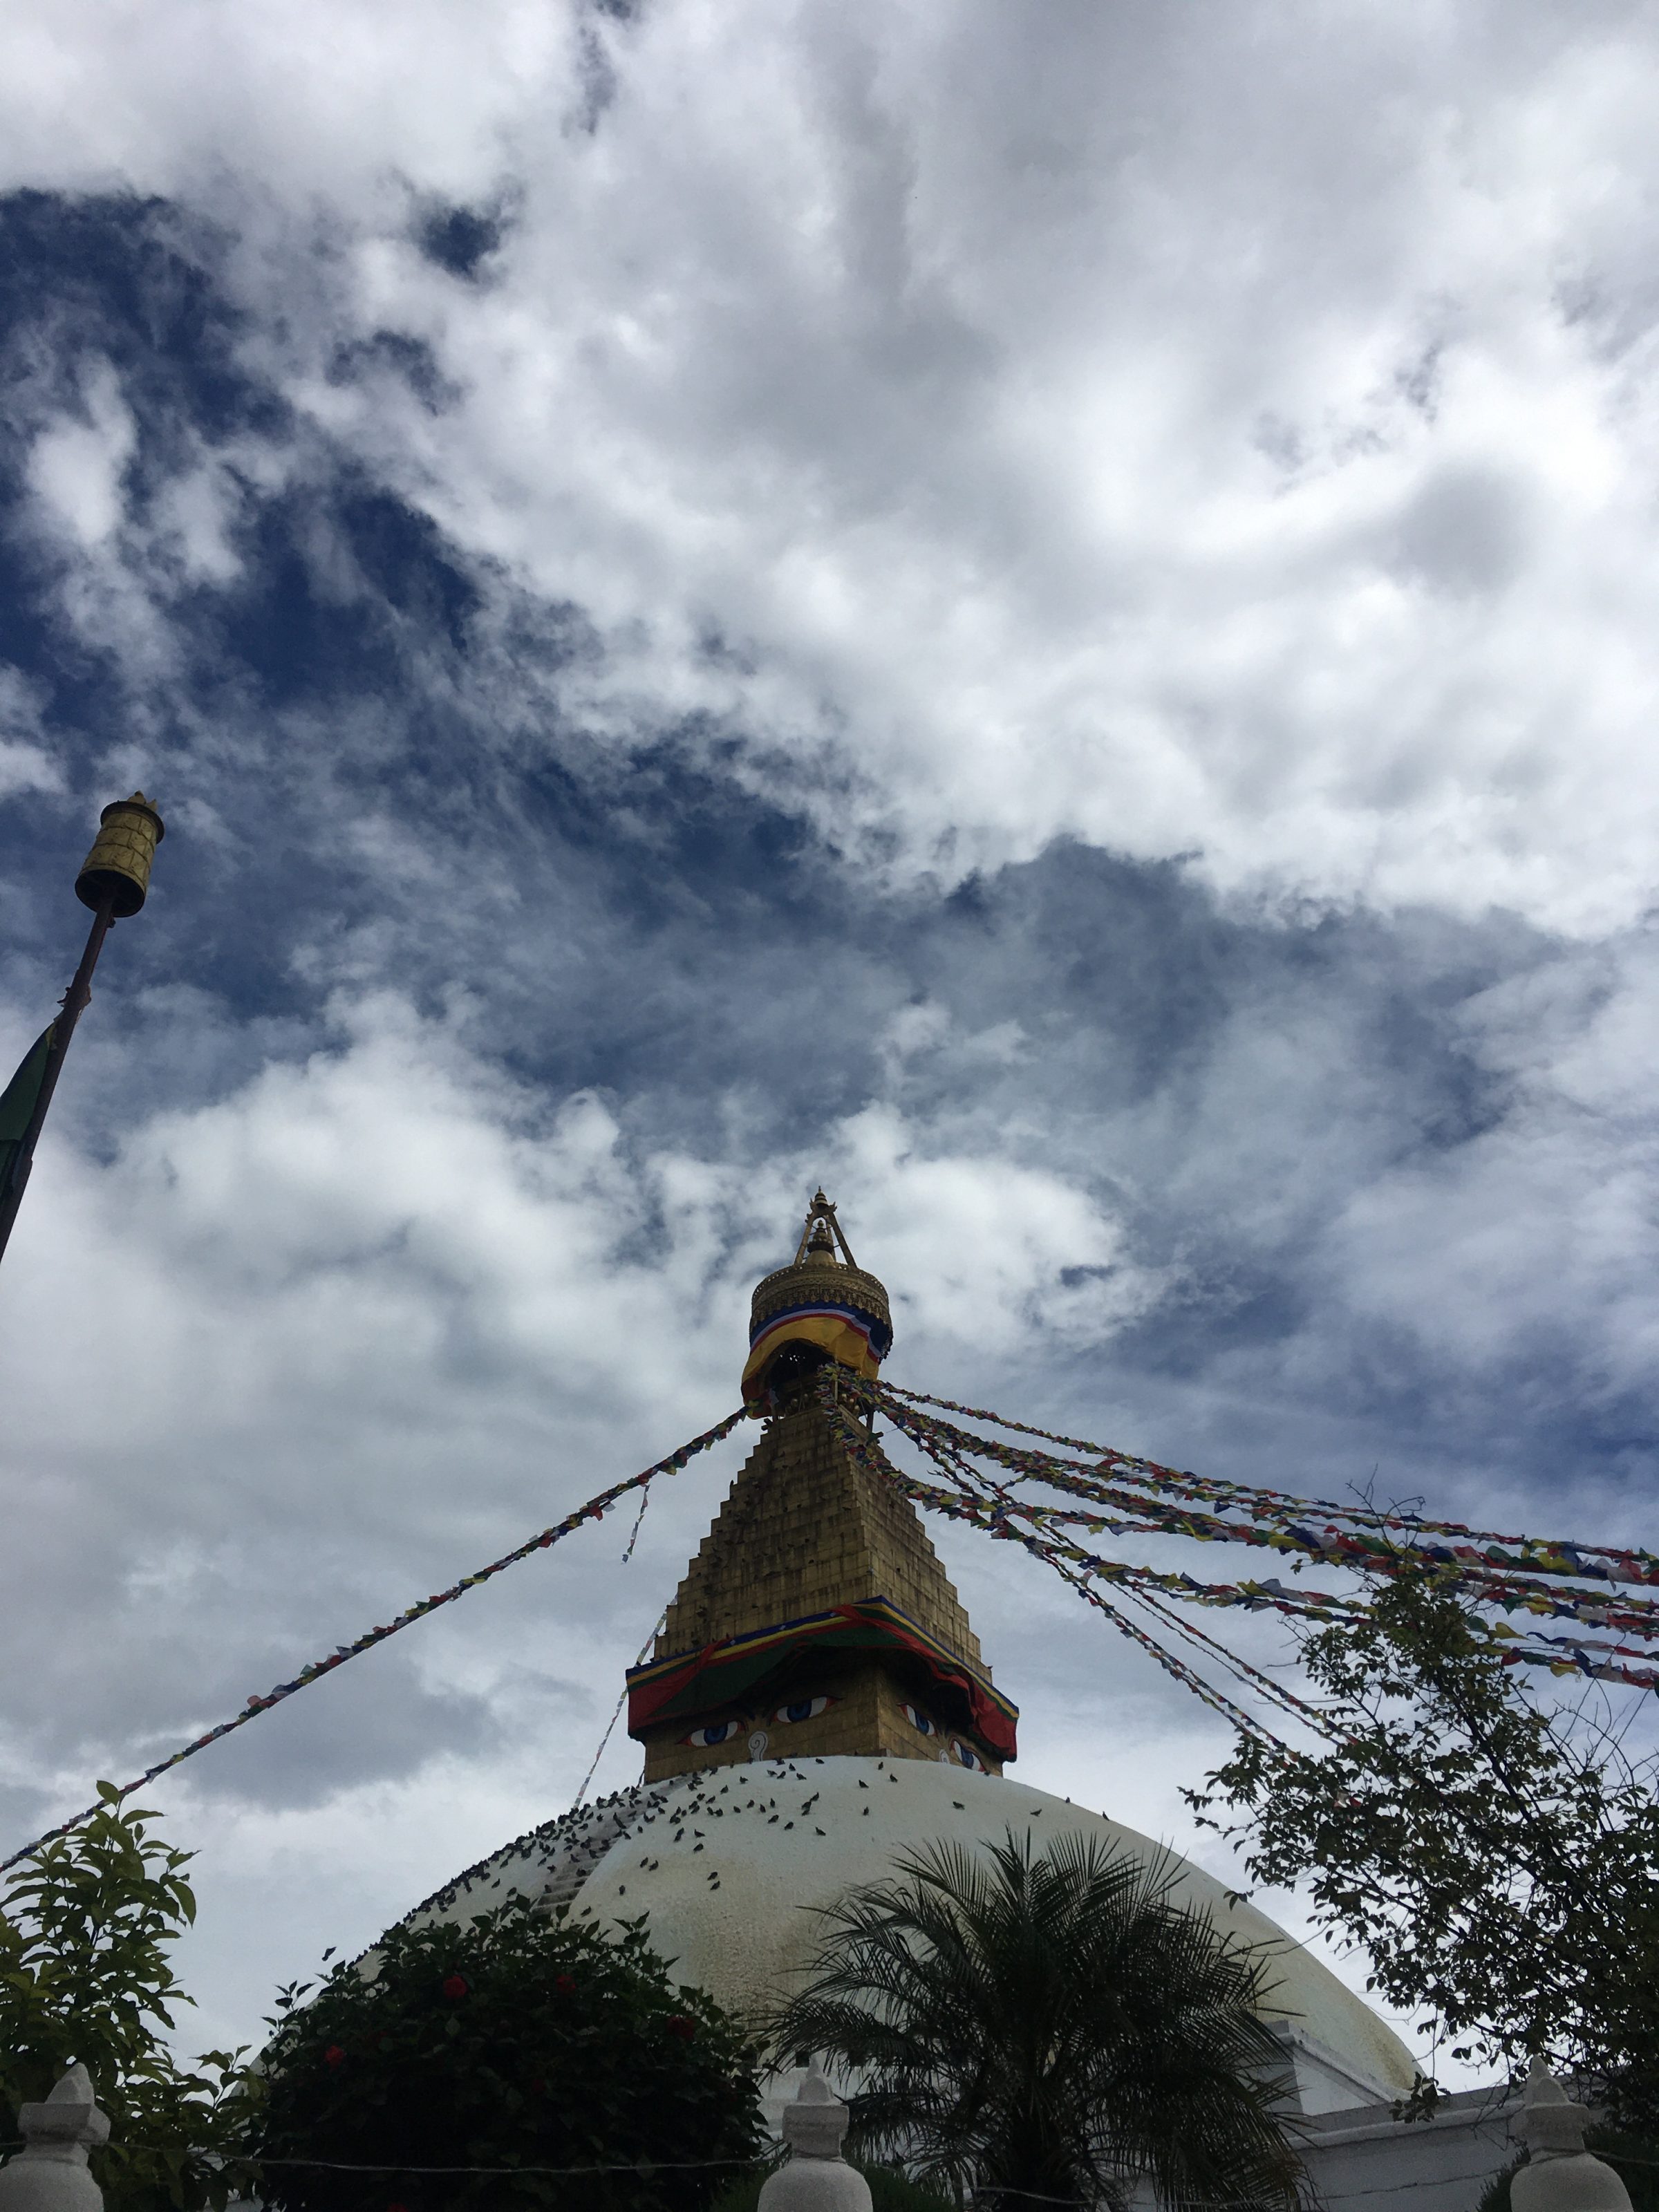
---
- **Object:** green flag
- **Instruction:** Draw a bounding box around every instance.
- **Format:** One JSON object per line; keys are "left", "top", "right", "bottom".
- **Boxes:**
{"left": 0, "top": 1024, "right": 55, "bottom": 1195}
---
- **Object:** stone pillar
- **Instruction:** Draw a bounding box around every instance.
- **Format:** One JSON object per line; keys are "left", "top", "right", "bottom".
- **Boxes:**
{"left": 0, "top": 2065, "right": 110, "bottom": 2212}
{"left": 1511, "top": 2058, "right": 1631, "bottom": 2212}
{"left": 758, "top": 2063, "right": 874, "bottom": 2212}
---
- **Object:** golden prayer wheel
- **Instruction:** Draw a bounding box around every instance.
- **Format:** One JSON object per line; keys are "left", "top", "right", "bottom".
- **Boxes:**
{"left": 75, "top": 792, "right": 165, "bottom": 917}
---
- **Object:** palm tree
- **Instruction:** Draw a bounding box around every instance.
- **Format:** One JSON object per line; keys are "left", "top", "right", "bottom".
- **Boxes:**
{"left": 767, "top": 1827, "right": 1304, "bottom": 2212}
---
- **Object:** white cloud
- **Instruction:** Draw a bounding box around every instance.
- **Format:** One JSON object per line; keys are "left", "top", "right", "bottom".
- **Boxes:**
{"left": 11, "top": 941, "right": 1647, "bottom": 2059}
{"left": 0, "top": 741, "right": 60, "bottom": 798}
{"left": 0, "top": 668, "right": 63, "bottom": 798}
{"left": 27, "top": 364, "right": 135, "bottom": 547}
{"left": 151, "top": 460, "right": 244, "bottom": 585}
{"left": 1, "top": 933, "right": 1648, "bottom": 2073}
{"left": 7, "top": 0, "right": 1659, "bottom": 2093}
{"left": 0, "top": 980, "right": 1178, "bottom": 2045}
{"left": 1327, "top": 929, "right": 1659, "bottom": 1438}
{"left": 12, "top": 359, "right": 265, "bottom": 685}
{"left": 0, "top": 988, "right": 1150, "bottom": 1770}
{"left": 4, "top": 8, "right": 1659, "bottom": 926}
{"left": 828, "top": 1102, "right": 1159, "bottom": 1352}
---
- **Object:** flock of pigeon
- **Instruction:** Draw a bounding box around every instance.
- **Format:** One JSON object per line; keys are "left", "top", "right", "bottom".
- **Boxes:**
{"left": 400, "top": 1754, "right": 987, "bottom": 1937}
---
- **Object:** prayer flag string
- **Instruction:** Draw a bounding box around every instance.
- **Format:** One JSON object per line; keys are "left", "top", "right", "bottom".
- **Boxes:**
{"left": 1, "top": 1408, "right": 749, "bottom": 1872}
{"left": 841, "top": 1376, "right": 1659, "bottom": 1707}
{"left": 823, "top": 1388, "right": 1313, "bottom": 1747}
{"left": 873, "top": 1380, "right": 1659, "bottom": 1586}
{"left": 12, "top": 1358, "right": 1656, "bottom": 1875}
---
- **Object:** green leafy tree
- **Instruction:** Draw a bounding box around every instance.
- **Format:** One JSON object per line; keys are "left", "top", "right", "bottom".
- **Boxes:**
{"left": 765, "top": 1828, "right": 1304, "bottom": 2212}
{"left": 251, "top": 1893, "right": 766, "bottom": 2212}
{"left": 0, "top": 1785, "right": 258, "bottom": 2211}
{"left": 1192, "top": 1572, "right": 1659, "bottom": 2128}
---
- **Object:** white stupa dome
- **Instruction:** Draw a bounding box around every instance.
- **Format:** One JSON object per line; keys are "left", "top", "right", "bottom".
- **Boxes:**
{"left": 402, "top": 1197, "right": 1418, "bottom": 2124}
{"left": 406, "top": 1752, "right": 1415, "bottom": 2116}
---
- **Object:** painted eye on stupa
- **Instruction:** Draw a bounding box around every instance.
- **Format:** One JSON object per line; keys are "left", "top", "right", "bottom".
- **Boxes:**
{"left": 901, "top": 1704, "right": 938, "bottom": 1736}
{"left": 774, "top": 1695, "right": 832, "bottom": 1725}
{"left": 684, "top": 1719, "right": 741, "bottom": 1747}
{"left": 953, "top": 1741, "right": 985, "bottom": 1771}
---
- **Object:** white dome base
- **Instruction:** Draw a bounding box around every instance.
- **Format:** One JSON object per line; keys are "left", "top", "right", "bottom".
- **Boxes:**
{"left": 409, "top": 1753, "right": 1414, "bottom": 2115}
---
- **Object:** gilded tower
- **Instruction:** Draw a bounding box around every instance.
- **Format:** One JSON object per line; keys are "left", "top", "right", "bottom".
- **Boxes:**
{"left": 626, "top": 1194, "right": 1018, "bottom": 1783}
{"left": 406, "top": 1201, "right": 1419, "bottom": 2128}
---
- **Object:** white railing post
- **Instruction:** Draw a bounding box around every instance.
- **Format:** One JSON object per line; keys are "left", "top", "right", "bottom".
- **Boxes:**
{"left": 1511, "top": 2057, "right": 1632, "bottom": 2212}
{"left": 0, "top": 2065, "right": 109, "bottom": 2212}
{"left": 758, "top": 2063, "right": 874, "bottom": 2212}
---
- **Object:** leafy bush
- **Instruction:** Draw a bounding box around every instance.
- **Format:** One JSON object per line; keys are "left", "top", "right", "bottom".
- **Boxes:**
{"left": 1196, "top": 1573, "right": 1659, "bottom": 2128}
{"left": 252, "top": 1893, "right": 766, "bottom": 2212}
{"left": 0, "top": 1785, "right": 257, "bottom": 2211}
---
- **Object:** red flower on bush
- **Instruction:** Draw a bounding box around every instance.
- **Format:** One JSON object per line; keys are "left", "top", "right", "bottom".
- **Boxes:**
{"left": 666, "top": 2014, "right": 697, "bottom": 2041}
{"left": 324, "top": 2045, "right": 346, "bottom": 2067}
{"left": 554, "top": 1973, "right": 577, "bottom": 1995}
{"left": 442, "top": 1974, "right": 469, "bottom": 2000}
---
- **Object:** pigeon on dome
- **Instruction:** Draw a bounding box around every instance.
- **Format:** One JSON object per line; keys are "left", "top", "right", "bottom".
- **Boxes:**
{"left": 395, "top": 1190, "right": 1419, "bottom": 2135}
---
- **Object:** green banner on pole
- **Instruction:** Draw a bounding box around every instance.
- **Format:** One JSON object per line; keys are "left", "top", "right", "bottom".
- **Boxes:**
{"left": 0, "top": 1024, "right": 55, "bottom": 1194}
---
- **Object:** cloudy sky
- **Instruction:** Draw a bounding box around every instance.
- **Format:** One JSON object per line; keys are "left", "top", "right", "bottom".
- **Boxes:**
{"left": 3, "top": 0, "right": 1659, "bottom": 2075}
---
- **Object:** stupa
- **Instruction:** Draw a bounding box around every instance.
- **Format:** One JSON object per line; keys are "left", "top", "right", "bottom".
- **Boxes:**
{"left": 402, "top": 1196, "right": 1416, "bottom": 2118}
{"left": 628, "top": 1192, "right": 1015, "bottom": 1784}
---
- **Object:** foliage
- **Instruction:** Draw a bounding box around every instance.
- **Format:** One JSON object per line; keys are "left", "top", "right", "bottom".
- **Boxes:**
{"left": 764, "top": 1826, "right": 1304, "bottom": 2212}
{"left": 708, "top": 2159, "right": 952, "bottom": 2212}
{"left": 1192, "top": 1572, "right": 1659, "bottom": 2130}
{"left": 0, "top": 1784, "right": 259, "bottom": 2211}
{"left": 251, "top": 1893, "right": 766, "bottom": 2212}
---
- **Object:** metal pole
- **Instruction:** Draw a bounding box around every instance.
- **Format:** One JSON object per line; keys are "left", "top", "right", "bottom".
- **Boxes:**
{"left": 0, "top": 892, "right": 117, "bottom": 1265}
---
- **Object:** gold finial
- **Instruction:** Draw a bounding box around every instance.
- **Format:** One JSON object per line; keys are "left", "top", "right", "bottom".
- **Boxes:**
{"left": 75, "top": 792, "right": 165, "bottom": 917}
{"left": 794, "top": 1188, "right": 859, "bottom": 1268}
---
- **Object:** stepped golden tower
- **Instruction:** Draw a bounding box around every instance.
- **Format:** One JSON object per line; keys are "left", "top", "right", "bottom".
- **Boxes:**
{"left": 625, "top": 1192, "right": 1018, "bottom": 1782}
{"left": 406, "top": 1190, "right": 1418, "bottom": 2122}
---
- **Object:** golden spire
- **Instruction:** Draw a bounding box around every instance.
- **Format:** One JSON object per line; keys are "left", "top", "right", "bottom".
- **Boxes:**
{"left": 628, "top": 1197, "right": 1018, "bottom": 1781}
{"left": 741, "top": 1189, "right": 893, "bottom": 1409}
{"left": 796, "top": 1188, "right": 856, "bottom": 1265}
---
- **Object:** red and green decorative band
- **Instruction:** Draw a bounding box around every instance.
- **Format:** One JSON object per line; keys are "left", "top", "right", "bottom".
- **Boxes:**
{"left": 625, "top": 1593, "right": 1020, "bottom": 1759}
